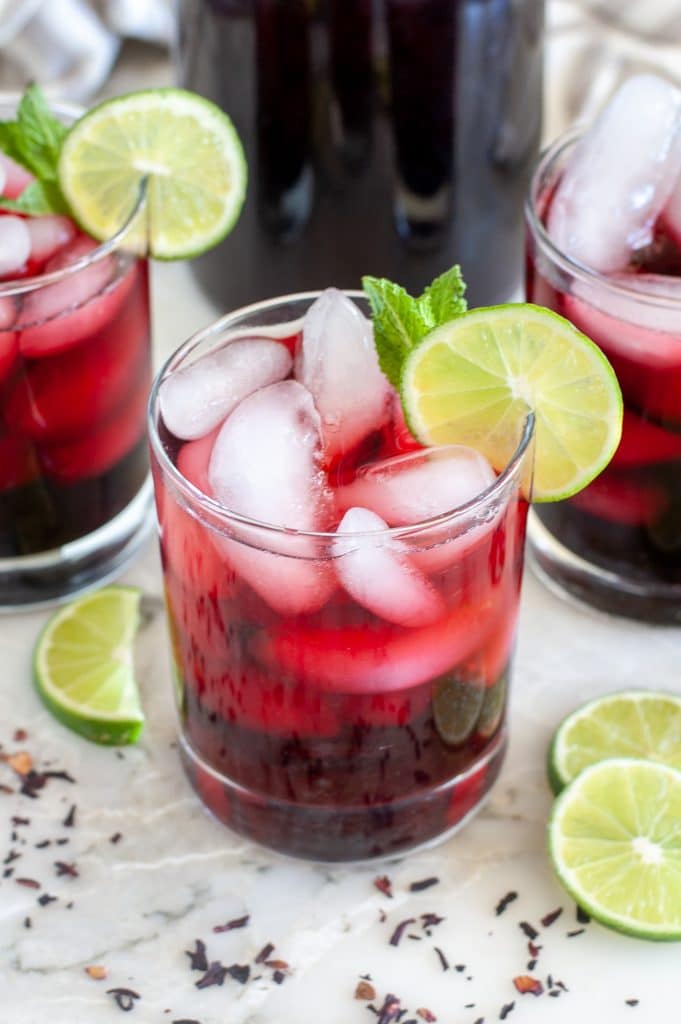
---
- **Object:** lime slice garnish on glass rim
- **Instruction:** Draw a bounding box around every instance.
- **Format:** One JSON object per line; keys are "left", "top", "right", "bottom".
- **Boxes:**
{"left": 58, "top": 88, "right": 247, "bottom": 259}
{"left": 549, "top": 758, "right": 681, "bottom": 940}
{"left": 400, "top": 303, "right": 623, "bottom": 501}
{"left": 34, "top": 586, "right": 144, "bottom": 745}
{"left": 547, "top": 690, "right": 681, "bottom": 795}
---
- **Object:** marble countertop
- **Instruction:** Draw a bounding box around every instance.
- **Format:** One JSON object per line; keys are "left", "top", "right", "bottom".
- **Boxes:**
{"left": 1, "top": 263, "right": 680, "bottom": 1023}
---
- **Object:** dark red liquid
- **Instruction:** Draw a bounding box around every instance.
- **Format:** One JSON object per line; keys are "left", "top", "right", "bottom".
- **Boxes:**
{"left": 154, "top": 337, "right": 528, "bottom": 860}
{"left": 527, "top": 208, "right": 681, "bottom": 609}
{"left": 0, "top": 248, "right": 151, "bottom": 559}
{"left": 177, "top": 0, "right": 544, "bottom": 309}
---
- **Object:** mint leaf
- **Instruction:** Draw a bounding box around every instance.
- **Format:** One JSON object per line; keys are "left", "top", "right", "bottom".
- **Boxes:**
{"left": 0, "top": 179, "right": 68, "bottom": 216}
{"left": 418, "top": 265, "right": 467, "bottom": 327}
{"left": 15, "top": 84, "right": 67, "bottom": 182}
{"left": 0, "top": 84, "right": 69, "bottom": 215}
{"left": 362, "top": 275, "right": 429, "bottom": 388}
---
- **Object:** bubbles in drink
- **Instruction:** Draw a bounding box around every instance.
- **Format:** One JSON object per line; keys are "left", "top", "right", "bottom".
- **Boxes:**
{"left": 295, "top": 288, "right": 391, "bottom": 458}
{"left": 334, "top": 506, "right": 445, "bottom": 626}
{"left": 0, "top": 215, "right": 30, "bottom": 276}
{"left": 548, "top": 74, "right": 681, "bottom": 272}
{"left": 159, "top": 338, "right": 292, "bottom": 440}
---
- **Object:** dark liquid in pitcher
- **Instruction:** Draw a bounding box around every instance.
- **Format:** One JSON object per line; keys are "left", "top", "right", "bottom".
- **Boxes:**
{"left": 177, "top": 0, "right": 544, "bottom": 307}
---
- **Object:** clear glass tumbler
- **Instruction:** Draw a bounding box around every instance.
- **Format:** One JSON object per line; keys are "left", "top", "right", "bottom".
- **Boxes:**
{"left": 0, "top": 97, "right": 153, "bottom": 609}
{"left": 526, "top": 130, "right": 681, "bottom": 623}
{"left": 149, "top": 292, "right": 534, "bottom": 862}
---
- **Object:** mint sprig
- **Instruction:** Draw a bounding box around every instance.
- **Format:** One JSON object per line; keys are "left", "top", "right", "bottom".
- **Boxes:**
{"left": 0, "top": 84, "right": 69, "bottom": 215}
{"left": 363, "top": 266, "right": 467, "bottom": 388}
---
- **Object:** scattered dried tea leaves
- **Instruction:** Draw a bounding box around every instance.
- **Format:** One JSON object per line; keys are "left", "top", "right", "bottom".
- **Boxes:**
{"left": 540, "top": 907, "right": 562, "bottom": 928}
{"left": 254, "top": 942, "right": 275, "bottom": 963}
{"left": 416, "top": 1009, "right": 436, "bottom": 1022}
{"left": 626, "top": 999, "right": 639, "bottom": 1007}
{"left": 55, "top": 861, "right": 78, "bottom": 877}
{"left": 195, "top": 962, "right": 228, "bottom": 989}
{"left": 566, "top": 929, "right": 585, "bottom": 938}
{"left": 85, "top": 965, "right": 108, "bottom": 980}
{"left": 409, "top": 877, "right": 439, "bottom": 893}
{"left": 356, "top": 980, "right": 377, "bottom": 1001}
{"left": 185, "top": 940, "right": 208, "bottom": 973}
{"left": 110, "top": 832, "right": 123, "bottom": 844}
{"left": 389, "top": 918, "right": 416, "bottom": 947}
{"left": 272, "top": 970, "right": 286, "bottom": 985}
{"left": 16, "top": 877, "right": 40, "bottom": 889}
{"left": 375, "top": 992, "right": 402, "bottom": 1024}
{"left": 226, "top": 964, "right": 250, "bottom": 985}
{"left": 499, "top": 1001, "right": 515, "bottom": 1019}
{"left": 513, "top": 975, "right": 543, "bottom": 997}
{"left": 374, "top": 875, "right": 393, "bottom": 898}
{"left": 63, "top": 804, "right": 76, "bottom": 828}
{"left": 519, "top": 921, "right": 538, "bottom": 940}
{"left": 495, "top": 891, "right": 518, "bottom": 916}
{"left": 576, "top": 905, "right": 590, "bottom": 924}
{"left": 213, "top": 914, "right": 249, "bottom": 933}
{"left": 106, "top": 988, "right": 140, "bottom": 1012}
{"left": 37, "top": 893, "right": 57, "bottom": 906}
{"left": 433, "top": 947, "right": 449, "bottom": 971}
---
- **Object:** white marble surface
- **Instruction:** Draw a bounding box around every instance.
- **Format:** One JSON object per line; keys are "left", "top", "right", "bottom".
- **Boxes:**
{"left": 0, "top": 265, "right": 680, "bottom": 1024}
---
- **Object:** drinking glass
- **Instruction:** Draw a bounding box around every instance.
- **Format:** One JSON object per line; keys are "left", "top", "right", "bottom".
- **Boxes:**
{"left": 0, "top": 99, "right": 153, "bottom": 609}
{"left": 149, "top": 292, "right": 534, "bottom": 861}
{"left": 526, "top": 130, "right": 681, "bottom": 622}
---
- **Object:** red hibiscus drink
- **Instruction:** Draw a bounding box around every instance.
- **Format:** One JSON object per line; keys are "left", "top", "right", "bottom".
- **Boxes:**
{"left": 0, "top": 114, "right": 152, "bottom": 608}
{"left": 526, "top": 75, "right": 681, "bottom": 622}
{"left": 150, "top": 290, "right": 532, "bottom": 861}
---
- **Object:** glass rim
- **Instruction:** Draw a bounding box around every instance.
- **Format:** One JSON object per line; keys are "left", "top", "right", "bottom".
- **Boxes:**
{"left": 148, "top": 290, "right": 536, "bottom": 542}
{"left": 525, "top": 126, "right": 681, "bottom": 312}
{"left": 0, "top": 92, "right": 147, "bottom": 298}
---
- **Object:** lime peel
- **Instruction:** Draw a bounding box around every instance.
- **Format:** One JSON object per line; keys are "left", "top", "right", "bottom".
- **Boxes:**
{"left": 58, "top": 88, "right": 247, "bottom": 260}
{"left": 549, "top": 758, "right": 681, "bottom": 941}
{"left": 400, "top": 303, "right": 623, "bottom": 502}
{"left": 34, "top": 586, "right": 145, "bottom": 746}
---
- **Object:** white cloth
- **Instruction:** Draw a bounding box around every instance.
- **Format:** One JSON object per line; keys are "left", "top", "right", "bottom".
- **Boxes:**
{"left": 0, "top": 0, "right": 173, "bottom": 100}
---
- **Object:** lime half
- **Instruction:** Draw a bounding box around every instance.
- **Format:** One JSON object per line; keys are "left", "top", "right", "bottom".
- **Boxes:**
{"left": 549, "top": 758, "right": 681, "bottom": 940}
{"left": 401, "top": 304, "right": 623, "bottom": 501}
{"left": 548, "top": 690, "right": 681, "bottom": 794}
{"left": 58, "top": 88, "right": 247, "bottom": 259}
{"left": 34, "top": 586, "right": 144, "bottom": 745}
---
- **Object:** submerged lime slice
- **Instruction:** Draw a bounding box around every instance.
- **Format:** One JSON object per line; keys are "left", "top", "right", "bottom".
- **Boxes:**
{"left": 400, "top": 303, "right": 623, "bottom": 501}
{"left": 58, "top": 88, "right": 247, "bottom": 259}
{"left": 34, "top": 586, "right": 144, "bottom": 745}
{"left": 548, "top": 690, "right": 681, "bottom": 794}
{"left": 549, "top": 758, "right": 681, "bottom": 940}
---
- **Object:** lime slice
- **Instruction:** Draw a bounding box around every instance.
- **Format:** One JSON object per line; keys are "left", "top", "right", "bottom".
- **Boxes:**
{"left": 34, "top": 586, "right": 144, "bottom": 745}
{"left": 401, "top": 304, "right": 623, "bottom": 501}
{"left": 548, "top": 690, "right": 681, "bottom": 794}
{"left": 58, "top": 88, "right": 247, "bottom": 259}
{"left": 549, "top": 758, "right": 681, "bottom": 940}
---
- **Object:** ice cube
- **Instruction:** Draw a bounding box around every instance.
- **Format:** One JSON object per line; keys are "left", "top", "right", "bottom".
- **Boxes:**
{"left": 26, "top": 215, "right": 76, "bottom": 264}
{"left": 159, "top": 338, "right": 292, "bottom": 440}
{"left": 565, "top": 275, "right": 681, "bottom": 368}
{"left": 18, "top": 235, "right": 114, "bottom": 328}
{"left": 337, "top": 445, "right": 495, "bottom": 524}
{"left": 295, "top": 288, "right": 391, "bottom": 458}
{"left": 208, "top": 380, "right": 334, "bottom": 614}
{"left": 0, "top": 153, "right": 33, "bottom": 199}
{"left": 548, "top": 75, "right": 681, "bottom": 272}
{"left": 0, "top": 216, "right": 30, "bottom": 277}
{"left": 334, "top": 506, "right": 445, "bottom": 627}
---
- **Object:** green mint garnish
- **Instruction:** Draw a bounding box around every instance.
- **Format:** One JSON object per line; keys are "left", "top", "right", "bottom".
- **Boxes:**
{"left": 0, "top": 84, "right": 69, "bottom": 215}
{"left": 362, "top": 265, "right": 467, "bottom": 388}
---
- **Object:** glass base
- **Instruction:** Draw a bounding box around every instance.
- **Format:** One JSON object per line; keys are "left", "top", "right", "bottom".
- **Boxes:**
{"left": 179, "top": 728, "right": 507, "bottom": 863}
{"left": 0, "top": 477, "right": 154, "bottom": 611}
{"left": 529, "top": 511, "right": 681, "bottom": 625}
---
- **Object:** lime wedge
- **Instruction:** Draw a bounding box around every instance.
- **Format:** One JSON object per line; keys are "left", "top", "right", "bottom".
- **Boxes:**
{"left": 34, "top": 586, "right": 144, "bottom": 745}
{"left": 549, "top": 758, "right": 681, "bottom": 940}
{"left": 58, "top": 88, "right": 247, "bottom": 260}
{"left": 400, "top": 304, "right": 623, "bottom": 501}
{"left": 548, "top": 690, "right": 681, "bottom": 794}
